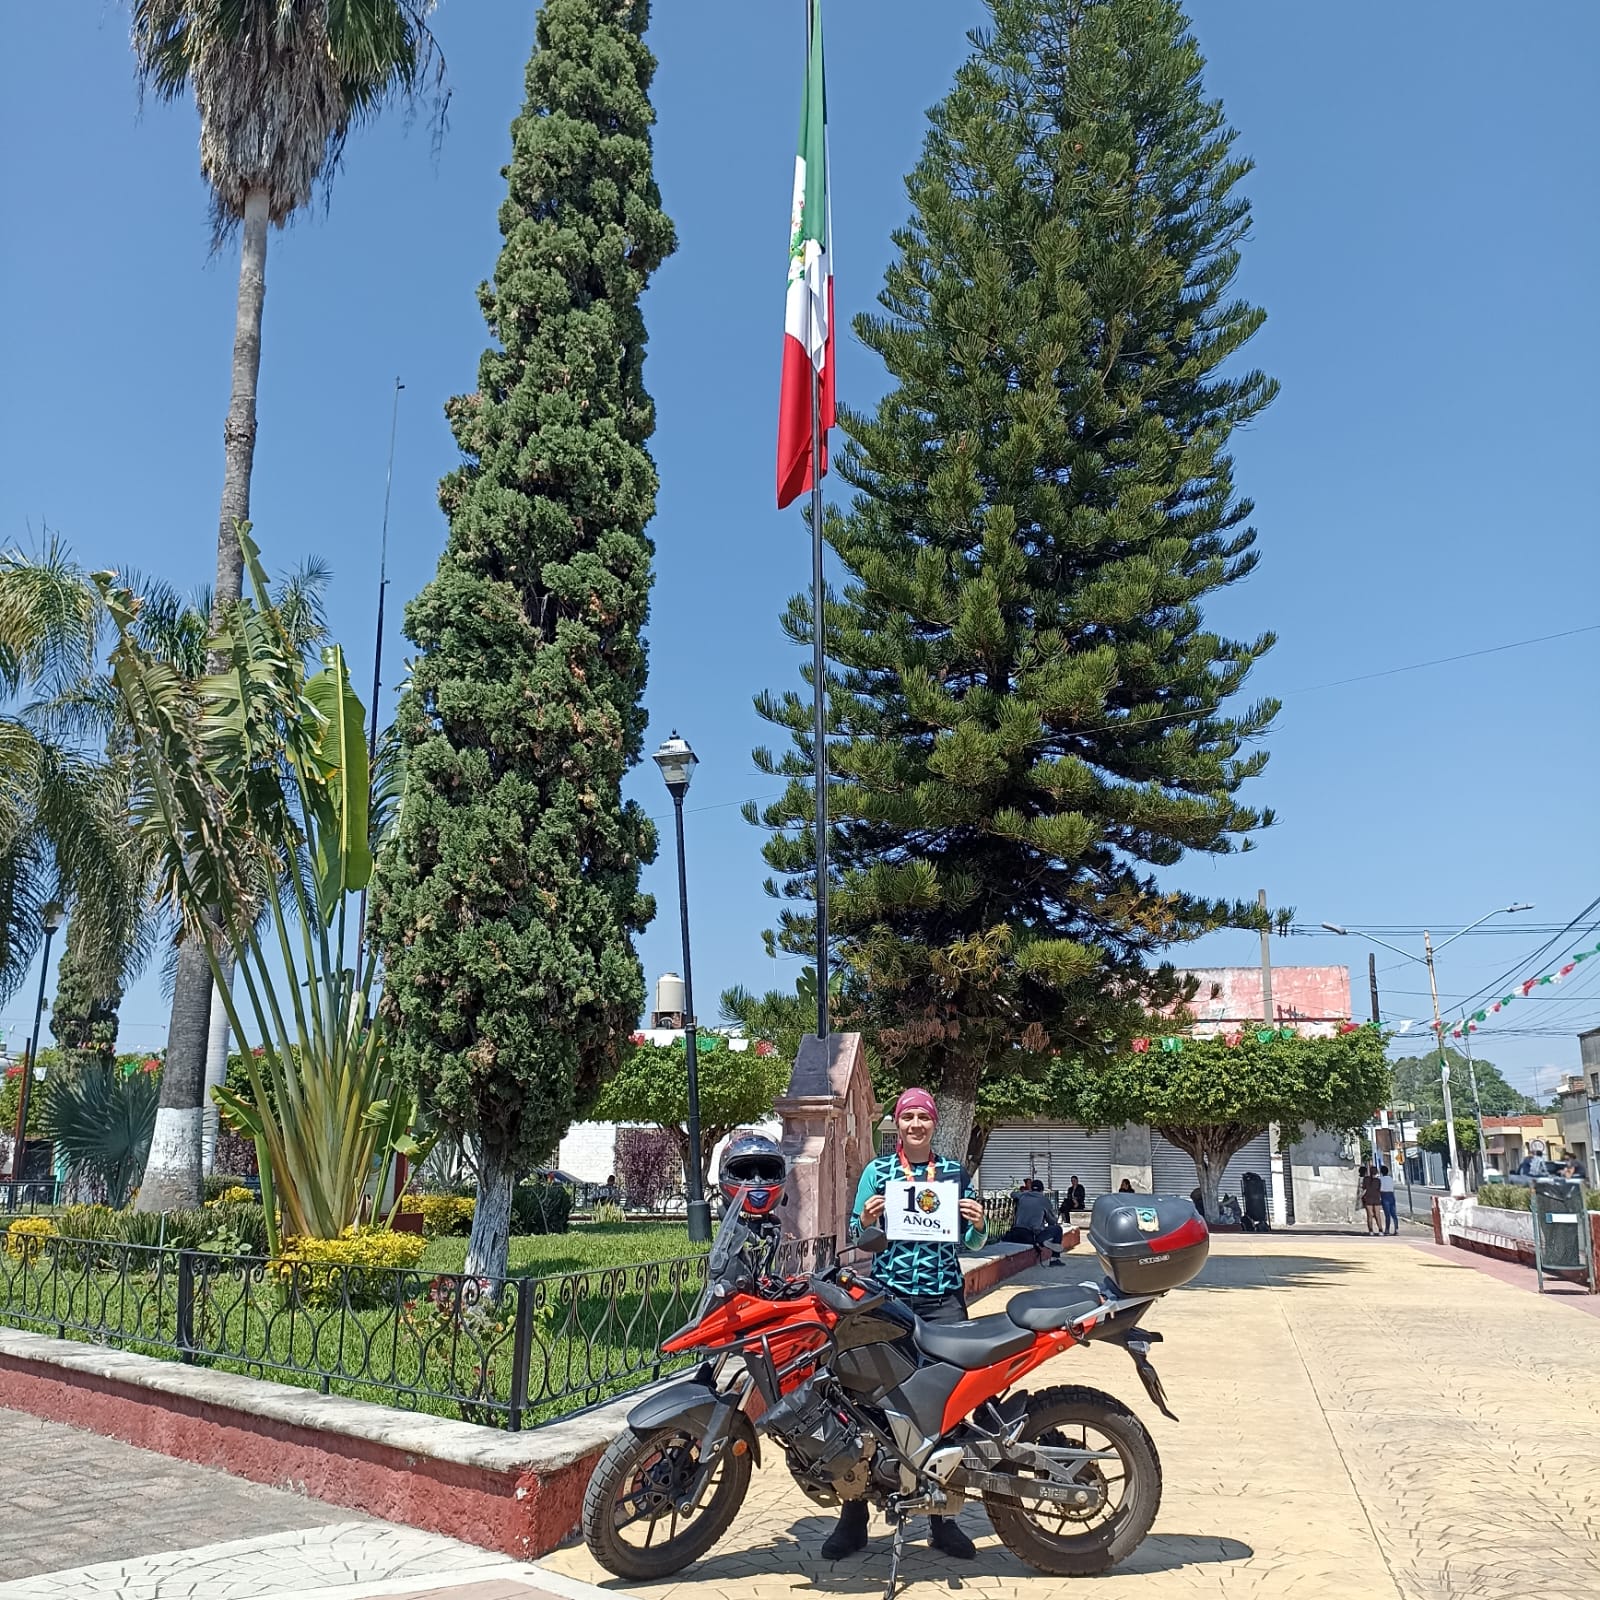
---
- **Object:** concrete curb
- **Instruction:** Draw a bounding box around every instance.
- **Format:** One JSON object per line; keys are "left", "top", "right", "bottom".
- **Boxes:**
{"left": 0, "top": 1240, "right": 1057, "bottom": 1563}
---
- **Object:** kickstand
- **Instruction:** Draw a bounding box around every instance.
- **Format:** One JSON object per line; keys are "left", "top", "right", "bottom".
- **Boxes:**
{"left": 882, "top": 1515, "right": 906, "bottom": 1600}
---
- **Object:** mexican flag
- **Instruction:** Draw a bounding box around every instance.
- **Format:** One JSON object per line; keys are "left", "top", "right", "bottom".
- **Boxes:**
{"left": 776, "top": 2, "right": 834, "bottom": 510}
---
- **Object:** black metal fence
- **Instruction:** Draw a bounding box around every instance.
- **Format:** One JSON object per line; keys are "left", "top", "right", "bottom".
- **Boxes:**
{"left": 982, "top": 1189, "right": 1017, "bottom": 1237}
{"left": 0, "top": 1181, "right": 62, "bottom": 1214}
{"left": 0, "top": 1230, "right": 835, "bottom": 1431}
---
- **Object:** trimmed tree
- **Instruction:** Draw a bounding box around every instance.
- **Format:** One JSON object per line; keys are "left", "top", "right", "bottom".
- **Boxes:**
{"left": 751, "top": 0, "right": 1279, "bottom": 1161}
{"left": 373, "top": 0, "right": 675, "bottom": 1281}
{"left": 1070, "top": 1027, "right": 1393, "bottom": 1218}
{"left": 593, "top": 1036, "right": 788, "bottom": 1191}
{"left": 50, "top": 920, "right": 122, "bottom": 1073}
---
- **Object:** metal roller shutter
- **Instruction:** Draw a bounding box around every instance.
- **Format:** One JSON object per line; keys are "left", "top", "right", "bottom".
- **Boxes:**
{"left": 980, "top": 1123, "right": 1113, "bottom": 1200}
{"left": 1150, "top": 1131, "right": 1275, "bottom": 1221}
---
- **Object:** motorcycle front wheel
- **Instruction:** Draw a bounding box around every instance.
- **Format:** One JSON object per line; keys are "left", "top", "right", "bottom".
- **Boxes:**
{"left": 982, "top": 1384, "right": 1162, "bottom": 1576}
{"left": 581, "top": 1420, "right": 753, "bottom": 1581}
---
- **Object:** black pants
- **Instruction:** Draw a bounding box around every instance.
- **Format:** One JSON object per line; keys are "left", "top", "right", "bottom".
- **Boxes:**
{"left": 903, "top": 1287, "right": 968, "bottom": 1325}
{"left": 1002, "top": 1224, "right": 1062, "bottom": 1249}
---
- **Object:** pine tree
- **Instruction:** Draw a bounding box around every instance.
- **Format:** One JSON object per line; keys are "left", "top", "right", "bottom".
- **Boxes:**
{"left": 373, "top": 0, "right": 674, "bottom": 1280}
{"left": 753, "top": 0, "right": 1279, "bottom": 1162}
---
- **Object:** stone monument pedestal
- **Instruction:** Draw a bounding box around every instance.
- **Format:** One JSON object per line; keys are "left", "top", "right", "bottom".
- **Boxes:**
{"left": 775, "top": 1032, "right": 878, "bottom": 1247}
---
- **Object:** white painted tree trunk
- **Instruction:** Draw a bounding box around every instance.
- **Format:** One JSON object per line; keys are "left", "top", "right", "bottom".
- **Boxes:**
{"left": 200, "top": 957, "right": 234, "bottom": 1175}
{"left": 135, "top": 939, "right": 212, "bottom": 1211}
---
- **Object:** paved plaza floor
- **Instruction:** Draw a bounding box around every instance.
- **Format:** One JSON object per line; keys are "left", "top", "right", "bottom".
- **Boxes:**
{"left": 0, "top": 1233, "right": 1597, "bottom": 1600}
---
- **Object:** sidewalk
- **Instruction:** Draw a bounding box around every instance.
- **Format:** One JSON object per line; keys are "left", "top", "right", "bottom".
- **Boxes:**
{"left": 2, "top": 1233, "right": 1598, "bottom": 1599}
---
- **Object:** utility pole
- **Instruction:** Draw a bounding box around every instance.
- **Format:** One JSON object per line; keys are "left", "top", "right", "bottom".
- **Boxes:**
{"left": 1259, "top": 889, "right": 1290, "bottom": 1224}
{"left": 1370, "top": 954, "right": 1416, "bottom": 1216}
{"left": 1258, "top": 888, "right": 1274, "bottom": 1024}
{"left": 1423, "top": 930, "right": 1465, "bottom": 1196}
{"left": 1461, "top": 1027, "right": 1488, "bottom": 1188}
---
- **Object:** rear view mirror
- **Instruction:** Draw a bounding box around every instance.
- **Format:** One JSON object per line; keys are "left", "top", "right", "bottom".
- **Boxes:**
{"left": 855, "top": 1227, "right": 888, "bottom": 1254}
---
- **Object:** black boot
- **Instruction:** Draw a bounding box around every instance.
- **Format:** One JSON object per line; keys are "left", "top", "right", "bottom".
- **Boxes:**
{"left": 821, "top": 1498, "right": 870, "bottom": 1560}
{"left": 929, "top": 1517, "right": 977, "bottom": 1559}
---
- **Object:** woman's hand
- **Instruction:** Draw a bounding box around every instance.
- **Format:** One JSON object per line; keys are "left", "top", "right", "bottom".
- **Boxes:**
{"left": 959, "top": 1197, "right": 986, "bottom": 1226}
{"left": 861, "top": 1193, "right": 886, "bottom": 1225}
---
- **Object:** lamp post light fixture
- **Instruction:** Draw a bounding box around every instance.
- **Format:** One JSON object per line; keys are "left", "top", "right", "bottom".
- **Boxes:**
{"left": 11, "top": 902, "right": 64, "bottom": 1189}
{"left": 1321, "top": 904, "right": 1532, "bottom": 1197}
{"left": 652, "top": 733, "right": 711, "bottom": 1244}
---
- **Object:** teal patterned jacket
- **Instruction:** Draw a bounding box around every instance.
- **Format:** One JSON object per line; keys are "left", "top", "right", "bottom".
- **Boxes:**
{"left": 848, "top": 1150, "right": 987, "bottom": 1299}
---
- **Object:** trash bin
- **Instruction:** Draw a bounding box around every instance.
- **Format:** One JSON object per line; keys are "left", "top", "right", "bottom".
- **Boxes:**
{"left": 1531, "top": 1175, "right": 1593, "bottom": 1290}
{"left": 1241, "top": 1171, "right": 1269, "bottom": 1231}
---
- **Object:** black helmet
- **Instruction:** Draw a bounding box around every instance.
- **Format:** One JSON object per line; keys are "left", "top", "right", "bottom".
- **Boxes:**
{"left": 719, "top": 1133, "right": 787, "bottom": 1217}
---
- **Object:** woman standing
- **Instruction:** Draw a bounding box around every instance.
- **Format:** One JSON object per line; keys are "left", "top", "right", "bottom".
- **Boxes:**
{"left": 1358, "top": 1163, "right": 1384, "bottom": 1235}
{"left": 823, "top": 1088, "right": 988, "bottom": 1562}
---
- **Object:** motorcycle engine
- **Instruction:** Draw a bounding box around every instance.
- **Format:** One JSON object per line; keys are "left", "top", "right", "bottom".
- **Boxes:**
{"left": 762, "top": 1377, "right": 873, "bottom": 1506}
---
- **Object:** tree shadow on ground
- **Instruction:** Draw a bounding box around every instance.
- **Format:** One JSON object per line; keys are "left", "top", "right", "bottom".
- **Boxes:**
{"left": 1179, "top": 1252, "right": 1362, "bottom": 1292}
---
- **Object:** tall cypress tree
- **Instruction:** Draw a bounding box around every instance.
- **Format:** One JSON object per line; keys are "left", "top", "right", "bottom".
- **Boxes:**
{"left": 753, "top": 0, "right": 1279, "bottom": 1162}
{"left": 375, "top": 0, "right": 674, "bottom": 1279}
{"left": 50, "top": 920, "right": 122, "bottom": 1073}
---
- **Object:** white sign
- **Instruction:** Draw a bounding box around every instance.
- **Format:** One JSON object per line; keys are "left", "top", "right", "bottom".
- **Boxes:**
{"left": 885, "top": 1179, "right": 960, "bottom": 1242}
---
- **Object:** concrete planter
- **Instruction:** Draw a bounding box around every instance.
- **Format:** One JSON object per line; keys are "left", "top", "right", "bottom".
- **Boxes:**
{"left": 1434, "top": 1194, "right": 1599, "bottom": 1285}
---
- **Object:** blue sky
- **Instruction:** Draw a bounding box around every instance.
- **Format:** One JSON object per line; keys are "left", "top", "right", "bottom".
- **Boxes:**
{"left": 2, "top": 2, "right": 1595, "bottom": 1101}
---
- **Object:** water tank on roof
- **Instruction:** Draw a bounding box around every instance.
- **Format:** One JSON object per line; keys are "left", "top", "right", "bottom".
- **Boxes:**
{"left": 655, "top": 972, "right": 686, "bottom": 1020}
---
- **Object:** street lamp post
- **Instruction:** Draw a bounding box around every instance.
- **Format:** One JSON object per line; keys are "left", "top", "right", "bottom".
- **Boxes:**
{"left": 1322, "top": 904, "right": 1531, "bottom": 1198}
{"left": 11, "top": 903, "right": 64, "bottom": 1193}
{"left": 653, "top": 733, "right": 712, "bottom": 1245}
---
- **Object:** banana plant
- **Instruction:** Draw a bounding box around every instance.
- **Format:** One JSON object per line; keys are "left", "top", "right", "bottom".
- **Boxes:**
{"left": 95, "top": 528, "right": 425, "bottom": 1251}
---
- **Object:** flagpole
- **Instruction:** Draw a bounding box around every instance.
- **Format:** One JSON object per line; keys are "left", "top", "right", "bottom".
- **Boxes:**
{"left": 807, "top": 0, "right": 829, "bottom": 1042}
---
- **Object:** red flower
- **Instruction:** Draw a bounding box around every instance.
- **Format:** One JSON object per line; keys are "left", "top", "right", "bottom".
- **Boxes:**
{"left": 754, "top": 1040, "right": 775, "bottom": 1057}
{"left": 629, "top": 1031, "right": 648, "bottom": 1046}
{"left": 3, "top": 1066, "right": 20, "bottom": 1080}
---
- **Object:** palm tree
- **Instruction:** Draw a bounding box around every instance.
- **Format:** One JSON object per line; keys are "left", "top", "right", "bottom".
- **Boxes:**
{"left": 0, "top": 542, "right": 136, "bottom": 1006}
{"left": 31, "top": 557, "right": 329, "bottom": 1207}
{"left": 129, "top": 1, "right": 444, "bottom": 1208}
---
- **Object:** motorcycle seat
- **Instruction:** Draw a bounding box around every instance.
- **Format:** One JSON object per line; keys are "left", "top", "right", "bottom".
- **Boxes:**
{"left": 913, "top": 1312, "right": 1035, "bottom": 1370}
{"left": 1005, "top": 1286, "right": 1102, "bottom": 1332}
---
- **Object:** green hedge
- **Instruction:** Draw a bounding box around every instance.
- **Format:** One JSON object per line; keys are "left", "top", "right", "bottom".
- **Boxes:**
{"left": 1477, "top": 1182, "right": 1600, "bottom": 1213}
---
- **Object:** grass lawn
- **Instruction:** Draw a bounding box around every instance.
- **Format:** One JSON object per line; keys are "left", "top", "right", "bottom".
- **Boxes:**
{"left": 0, "top": 1221, "right": 710, "bottom": 1431}
{"left": 419, "top": 1221, "right": 703, "bottom": 1278}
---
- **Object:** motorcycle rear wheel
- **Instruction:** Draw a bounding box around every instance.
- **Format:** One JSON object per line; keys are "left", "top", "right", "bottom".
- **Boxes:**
{"left": 981, "top": 1384, "right": 1162, "bottom": 1576}
{"left": 582, "top": 1421, "right": 752, "bottom": 1581}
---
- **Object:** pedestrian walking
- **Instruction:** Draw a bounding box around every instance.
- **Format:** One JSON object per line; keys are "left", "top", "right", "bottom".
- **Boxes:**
{"left": 1358, "top": 1163, "right": 1383, "bottom": 1235}
{"left": 828, "top": 1086, "right": 987, "bottom": 1563}
{"left": 1377, "top": 1162, "right": 1399, "bottom": 1234}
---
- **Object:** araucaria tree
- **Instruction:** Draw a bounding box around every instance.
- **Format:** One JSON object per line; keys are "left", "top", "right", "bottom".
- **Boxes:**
{"left": 374, "top": 0, "right": 675, "bottom": 1281}
{"left": 754, "top": 0, "right": 1279, "bottom": 1162}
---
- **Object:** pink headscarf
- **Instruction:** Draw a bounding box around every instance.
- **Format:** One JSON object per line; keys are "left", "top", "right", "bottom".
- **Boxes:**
{"left": 893, "top": 1087, "right": 938, "bottom": 1125}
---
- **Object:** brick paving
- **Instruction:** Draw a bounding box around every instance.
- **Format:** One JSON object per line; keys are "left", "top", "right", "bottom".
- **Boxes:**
{"left": 0, "top": 1411, "right": 356, "bottom": 1582}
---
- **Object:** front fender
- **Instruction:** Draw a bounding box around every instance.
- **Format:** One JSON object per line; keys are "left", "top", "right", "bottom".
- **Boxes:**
{"left": 626, "top": 1378, "right": 762, "bottom": 1467}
